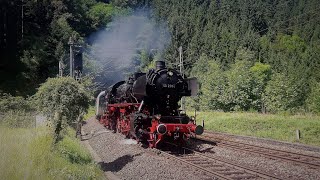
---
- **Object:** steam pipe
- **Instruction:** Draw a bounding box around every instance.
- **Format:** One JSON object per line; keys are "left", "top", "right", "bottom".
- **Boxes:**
{"left": 96, "top": 91, "right": 106, "bottom": 116}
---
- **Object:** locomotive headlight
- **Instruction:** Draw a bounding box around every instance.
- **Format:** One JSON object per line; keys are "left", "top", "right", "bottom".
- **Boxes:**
{"left": 168, "top": 71, "right": 173, "bottom": 76}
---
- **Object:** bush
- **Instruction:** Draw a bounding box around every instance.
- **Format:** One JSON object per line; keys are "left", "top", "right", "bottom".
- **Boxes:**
{"left": 190, "top": 55, "right": 273, "bottom": 112}
{"left": 88, "top": 3, "right": 114, "bottom": 28}
{"left": 219, "top": 60, "right": 253, "bottom": 111}
{"left": 190, "top": 54, "right": 225, "bottom": 110}
{"left": 0, "top": 94, "right": 35, "bottom": 128}
{"left": 249, "top": 62, "right": 271, "bottom": 111}
{"left": 57, "top": 128, "right": 92, "bottom": 164}
{"left": 0, "top": 126, "right": 104, "bottom": 179}
{"left": 263, "top": 73, "right": 306, "bottom": 113}
{"left": 34, "top": 77, "right": 90, "bottom": 141}
{"left": 195, "top": 111, "right": 320, "bottom": 146}
{"left": 0, "top": 93, "right": 33, "bottom": 113}
{"left": 1, "top": 110, "right": 35, "bottom": 128}
{"left": 306, "top": 82, "right": 320, "bottom": 113}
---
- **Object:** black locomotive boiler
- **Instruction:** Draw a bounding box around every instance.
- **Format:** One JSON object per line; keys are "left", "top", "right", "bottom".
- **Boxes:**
{"left": 96, "top": 61, "right": 203, "bottom": 148}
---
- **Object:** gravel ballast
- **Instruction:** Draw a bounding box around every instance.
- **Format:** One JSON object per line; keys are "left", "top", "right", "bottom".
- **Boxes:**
{"left": 82, "top": 117, "right": 320, "bottom": 180}
{"left": 82, "top": 117, "right": 204, "bottom": 180}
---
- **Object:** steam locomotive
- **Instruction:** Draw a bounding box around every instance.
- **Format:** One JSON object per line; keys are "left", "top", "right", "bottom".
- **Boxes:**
{"left": 96, "top": 61, "right": 203, "bottom": 148}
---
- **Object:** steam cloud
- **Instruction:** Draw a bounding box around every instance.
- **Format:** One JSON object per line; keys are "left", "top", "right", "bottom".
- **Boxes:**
{"left": 88, "top": 12, "right": 171, "bottom": 87}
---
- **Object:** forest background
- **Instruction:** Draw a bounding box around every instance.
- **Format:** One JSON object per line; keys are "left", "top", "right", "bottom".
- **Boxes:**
{"left": 1, "top": 1, "right": 320, "bottom": 178}
{"left": 1, "top": 0, "right": 320, "bottom": 114}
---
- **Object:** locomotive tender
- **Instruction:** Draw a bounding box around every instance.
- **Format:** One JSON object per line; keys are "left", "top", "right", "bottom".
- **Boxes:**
{"left": 96, "top": 61, "right": 203, "bottom": 148}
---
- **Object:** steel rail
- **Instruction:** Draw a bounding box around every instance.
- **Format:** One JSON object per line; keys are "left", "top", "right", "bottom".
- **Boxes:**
{"left": 198, "top": 133, "right": 320, "bottom": 169}
{"left": 160, "top": 142, "right": 280, "bottom": 180}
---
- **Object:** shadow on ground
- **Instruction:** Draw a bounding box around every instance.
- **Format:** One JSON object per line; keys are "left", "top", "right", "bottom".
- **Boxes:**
{"left": 98, "top": 153, "right": 142, "bottom": 172}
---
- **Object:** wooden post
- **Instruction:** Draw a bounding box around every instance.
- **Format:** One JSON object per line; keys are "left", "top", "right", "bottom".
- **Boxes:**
{"left": 296, "top": 129, "right": 300, "bottom": 140}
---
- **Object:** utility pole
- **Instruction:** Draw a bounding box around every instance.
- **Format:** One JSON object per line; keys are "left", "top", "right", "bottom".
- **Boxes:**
{"left": 67, "top": 36, "right": 83, "bottom": 81}
{"left": 179, "top": 46, "right": 183, "bottom": 77}
{"left": 21, "top": 0, "right": 23, "bottom": 39}
{"left": 58, "top": 58, "right": 64, "bottom": 77}
{"left": 73, "top": 46, "right": 83, "bottom": 81}
{"left": 68, "top": 37, "right": 74, "bottom": 78}
{"left": 178, "top": 46, "right": 185, "bottom": 110}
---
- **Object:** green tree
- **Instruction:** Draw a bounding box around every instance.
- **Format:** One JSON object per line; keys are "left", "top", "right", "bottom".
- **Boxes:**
{"left": 250, "top": 62, "right": 271, "bottom": 111}
{"left": 306, "top": 82, "right": 320, "bottom": 114}
{"left": 190, "top": 54, "right": 224, "bottom": 110}
{"left": 88, "top": 3, "right": 114, "bottom": 28}
{"left": 263, "top": 73, "right": 304, "bottom": 113}
{"left": 220, "top": 60, "right": 253, "bottom": 111}
{"left": 34, "top": 77, "right": 90, "bottom": 141}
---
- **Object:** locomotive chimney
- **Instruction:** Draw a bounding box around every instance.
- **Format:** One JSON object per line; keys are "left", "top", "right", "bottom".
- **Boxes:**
{"left": 155, "top": 61, "right": 166, "bottom": 70}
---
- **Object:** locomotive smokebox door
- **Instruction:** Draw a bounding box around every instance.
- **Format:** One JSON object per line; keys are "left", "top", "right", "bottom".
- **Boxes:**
{"left": 185, "top": 77, "right": 199, "bottom": 96}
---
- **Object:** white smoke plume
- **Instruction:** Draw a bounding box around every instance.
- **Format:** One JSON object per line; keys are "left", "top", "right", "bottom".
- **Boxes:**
{"left": 87, "top": 11, "right": 171, "bottom": 86}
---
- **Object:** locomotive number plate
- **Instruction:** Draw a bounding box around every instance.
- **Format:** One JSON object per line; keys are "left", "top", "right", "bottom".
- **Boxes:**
{"left": 163, "top": 84, "right": 175, "bottom": 88}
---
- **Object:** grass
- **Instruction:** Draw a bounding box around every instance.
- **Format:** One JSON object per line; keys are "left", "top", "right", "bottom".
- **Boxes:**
{"left": 83, "top": 105, "right": 96, "bottom": 120}
{"left": 0, "top": 95, "right": 104, "bottom": 179}
{"left": 192, "top": 111, "right": 320, "bottom": 146}
{"left": 0, "top": 126, "right": 104, "bottom": 180}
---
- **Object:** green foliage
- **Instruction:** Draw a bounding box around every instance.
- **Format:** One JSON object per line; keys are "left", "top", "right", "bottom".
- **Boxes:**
{"left": 0, "top": 94, "right": 35, "bottom": 128}
{"left": 190, "top": 56, "right": 272, "bottom": 112}
{"left": 56, "top": 128, "right": 92, "bottom": 164}
{"left": 34, "top": 77, "right": 90, "bottom": 140}
{"left": 112, "top": 0, "right": 129, "bottom": 7}
{"left": 3, "top": 0, "right": 320, "bottom": 114}
{"left": 139, "top": 50, "right": 151, "bottom": 70}
{"left": 83, "top": 105, "right": 96, "bottom": 120}
{"left": 263, "top": 73, "right": 305, "bottom": 113}
{"left": 88, "top": 3, "right": 114, "bottom": 28}
{"left": 306, "top": 82, "right": 320, "bottom": 113}
{"left": 0, "top": 127, "right": 103, "bottom": 179}
{"left": 1, "top": 110, "right": 35, "bottom": 128}
{"left": 250, "top": 62, "right": 271, "bottom": 110}
{"left": 220, "top": 60, "right": 253, "bottom": 111}
{"left": 277, "top": 34, "right": 306, "bottom": 54}
{"left": 111, "top": 0, "right": 139, "bottom": 8}
{"left": 0, "top": 93, "right": 32, "bottom": 113}
{"left": 145, "top": 60, "right": 156, "bottom": 71}
{"left": 190, "top": 54, "right": 224, "bottom": 110}
{"left": 151, "top": 0, "right": 319, "bottom": 113}
{"left": 2, "top": 0, "right": 130, "bottom": 96}
{"left": 195, "top": 111, "right": 320, "bottom": 146}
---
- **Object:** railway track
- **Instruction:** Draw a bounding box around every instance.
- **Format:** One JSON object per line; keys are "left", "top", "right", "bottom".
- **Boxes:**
{"left": 197, "top": 132, "right": 320, "bottom": 169}
{"left": 160, "top": 143, "right": 280, "bottom": 180}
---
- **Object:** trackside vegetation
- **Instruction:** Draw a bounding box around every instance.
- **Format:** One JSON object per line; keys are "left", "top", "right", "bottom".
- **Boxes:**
{"left": 1, "top": 2, "right": 320, "bottom": 175}
{"left": 84, "top": 105, "right": 97, "bottom": 121}
{"left": 33, "top": 77, "right": 90, "bottom": 141}
{"left": 195, "top": 111, "right": 320, "bottom": 146}
{"left": 151, "top": 0, "right": 320, "bottom": 114}
{"left": 0, "top": 79, "right": 104, "bottom": 179}
{"left": 0, "top": 127, "right": 103, "bottom": 179}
